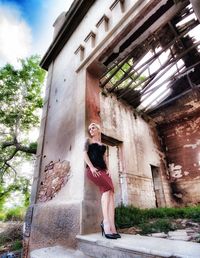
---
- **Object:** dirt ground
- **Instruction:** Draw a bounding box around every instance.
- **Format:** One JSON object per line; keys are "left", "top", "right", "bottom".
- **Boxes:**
{"left": 0, "top": 221, "right": 23, "bottom": 256}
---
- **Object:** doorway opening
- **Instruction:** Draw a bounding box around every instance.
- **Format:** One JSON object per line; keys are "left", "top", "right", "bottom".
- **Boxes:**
{"left": 150, "top": 165, "right": 164, "bottom": 208}
{"left": 101, "top": 134, "right": 124, "bottom": 206}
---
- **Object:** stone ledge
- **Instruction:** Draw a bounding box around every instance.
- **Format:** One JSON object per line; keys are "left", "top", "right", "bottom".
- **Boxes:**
{"left": 30, "top": 245, "right": 92, "bottom": 258}
{"left": 77, "top": 233, "right": 200, "bottom": 258}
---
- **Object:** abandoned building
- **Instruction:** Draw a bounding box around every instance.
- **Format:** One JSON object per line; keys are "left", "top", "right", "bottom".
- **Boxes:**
{"left": 25, "top": 0, "right": 200, "bottom": 257}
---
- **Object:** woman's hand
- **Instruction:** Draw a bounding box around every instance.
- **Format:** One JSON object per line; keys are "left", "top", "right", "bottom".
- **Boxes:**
{"left": 106, "top": 170, "right": 111, "bottom": 177}
{"left": 90, "top": 166, "right": 101, "bottom": 177}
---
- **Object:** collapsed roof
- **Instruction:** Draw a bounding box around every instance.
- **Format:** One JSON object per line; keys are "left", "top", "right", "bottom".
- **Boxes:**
{"left": 99, "top": 0, "right": 200, "bottom": 124}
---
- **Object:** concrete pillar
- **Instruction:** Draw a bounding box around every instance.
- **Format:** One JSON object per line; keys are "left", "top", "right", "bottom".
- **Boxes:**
{"left": 190, "top": 0, "right": 200, "bottom": 22}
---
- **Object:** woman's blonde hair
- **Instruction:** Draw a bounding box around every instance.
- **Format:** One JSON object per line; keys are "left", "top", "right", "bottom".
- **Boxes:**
{"left": 88, "top": 122, "right": 101, "bottom": 132}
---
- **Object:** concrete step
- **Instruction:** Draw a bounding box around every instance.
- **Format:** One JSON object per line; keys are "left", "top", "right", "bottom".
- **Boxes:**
{"left": 30, "top": 245, "right": 92, "bottom": 258}
{"left": 76, "top": 233, "right": 200, "bottom": 258}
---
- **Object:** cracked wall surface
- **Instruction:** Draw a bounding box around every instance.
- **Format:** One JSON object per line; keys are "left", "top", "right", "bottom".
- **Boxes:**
{"left": 158, "top": 114, "right": 200, "bottom": 204}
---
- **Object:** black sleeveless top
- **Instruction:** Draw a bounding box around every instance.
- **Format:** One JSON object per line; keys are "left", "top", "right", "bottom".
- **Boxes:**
{"left": 85, "top": 139, "right": 107, "bottom": 170}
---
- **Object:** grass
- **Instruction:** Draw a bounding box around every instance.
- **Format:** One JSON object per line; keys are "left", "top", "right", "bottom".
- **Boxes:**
{"left": 0, "top": 206, "right": 26, "bottom": 222}
{"left": 115, "top": 205, "right": 200, "bottom": 235}
{"left": 4, "top": 207, "right": 26, "bottom": 221}
{"left": 139, "top": 219, "right": 177, "bottom": 234}
{"left": 10, "top": 239, "right": 23, "bottom": 251}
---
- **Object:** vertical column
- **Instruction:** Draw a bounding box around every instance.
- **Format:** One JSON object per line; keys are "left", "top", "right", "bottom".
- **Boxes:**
{"left": 30, "top": 62, "right": 54, "bottom": 204}
{"left": 190, "top": 0, "right": 200, "bottom": 22}
{"left": 81, "top": 71, "right": 102, "bottom": 234}
{"left": 85, "top": 71, "right": 101, "bottom": 124}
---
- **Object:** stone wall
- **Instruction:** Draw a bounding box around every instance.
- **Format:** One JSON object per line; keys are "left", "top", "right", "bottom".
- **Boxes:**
{"left": 100, "top": 94, "right": 170, "bottom": 208}
{"left": 158, "top": 114, "right": 200, "bottom": 205}
{"left": 28, "top": 0, "right": 180, "bottom": 254}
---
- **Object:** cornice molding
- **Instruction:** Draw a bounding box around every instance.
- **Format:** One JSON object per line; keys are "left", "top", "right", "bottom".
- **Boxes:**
{"left": 40, "top": 0, "right": 96, "bottom": 70}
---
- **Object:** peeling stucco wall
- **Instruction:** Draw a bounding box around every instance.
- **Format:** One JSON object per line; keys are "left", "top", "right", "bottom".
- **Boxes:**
{"left": 158, "top": 114, "right": 200, "bottom": 205}
{"left": 28, "top": 0, "right": 199, "bottom": 254}
{"left": 37, "top": 160, "right": 70, "bottom": 202}
{"left": 100, "top": 94, "right": 170, "bottom": 208}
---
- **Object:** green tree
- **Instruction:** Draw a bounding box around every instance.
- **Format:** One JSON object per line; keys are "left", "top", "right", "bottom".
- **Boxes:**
{"left": 0, "top": 56, "right": 46, "bottom": 179}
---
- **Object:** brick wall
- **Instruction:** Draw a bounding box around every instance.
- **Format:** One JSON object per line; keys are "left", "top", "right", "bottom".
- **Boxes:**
{"left": 158, "top": 114, "right": 200, "bottom": 205}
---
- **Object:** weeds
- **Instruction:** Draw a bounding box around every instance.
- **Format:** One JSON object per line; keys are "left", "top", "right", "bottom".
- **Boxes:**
{"left": 0, "top": 222, "right": 23, "bottom": 254}
{"left": 0, "top": 207, "right": 26, "bottom": 222}
{"left": 4, "top": 207, "right": 26, "bottom": 222}
{"left": 10, "top": 240, "right": 23, "bottom": 251}
{"left": 139, "top": 219, "right": 177, "bottom": 235}
{"left": 115, "top": 205, "right": 200, "bottom": 234}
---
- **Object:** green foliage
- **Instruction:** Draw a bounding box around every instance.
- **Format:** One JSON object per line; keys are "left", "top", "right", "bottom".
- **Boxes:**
{"left": 0, "top": 56, "right": 45, "bottom": 130}
{"left": 141, "top": 206, "right": 200, "bottom": 221}
{"left": 0, "top": 207, "right": 26, "bottom": 222}
{"left": 4, "top": 207, "right": 26, "bottom": 222}
{"left": 115, "top": 205, "right": 200, "bottom": 230}
{"left": 0, "top": 55, "right": 44, "bottom": 212}
{"left": 28, "top": 142, "right": 38, "bottom": 153}
{"left": 0, "top": 55, "right": 46, "bottom": 178}
{"left": 0, "top": 212, "right": 5, "bottom": 221}
{"left": 0, "top": 177, "right": 30, "bottom": 212}
{"left": 115, "top": 205, "right": 144, "bottom": 228}
{"left": 0, "top": 56, "right": 45, "bottom": 254}
{"left": 139, "top": 219, "right": 176, "bottom": 235}
{"left": 11, "top": 239, "right": 23, "bottom": 251}
{"left": 105, "top": 58, "right": 146, "bottom": 90}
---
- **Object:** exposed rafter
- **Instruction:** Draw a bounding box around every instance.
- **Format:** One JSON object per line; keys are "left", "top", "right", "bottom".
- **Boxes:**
{"left": 100, "top": 1, "right": 200, "bottom": 114}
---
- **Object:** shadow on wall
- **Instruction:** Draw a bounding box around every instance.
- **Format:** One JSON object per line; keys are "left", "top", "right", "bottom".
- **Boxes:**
{"left": 170, "top": 180, "right": 185, "bottom": 203}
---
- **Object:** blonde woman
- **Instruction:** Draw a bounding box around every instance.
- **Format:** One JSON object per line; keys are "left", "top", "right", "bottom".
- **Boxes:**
{"left": 84, "top": 122, "right": 121, "bottom": 239}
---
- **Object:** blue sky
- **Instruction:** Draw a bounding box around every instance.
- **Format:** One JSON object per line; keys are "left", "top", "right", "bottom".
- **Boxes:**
{"left": 1, "top": 0, "right": 42, "bottom": 29}
{"left": 0, "top": 0, "right": 73, "bottom": 67}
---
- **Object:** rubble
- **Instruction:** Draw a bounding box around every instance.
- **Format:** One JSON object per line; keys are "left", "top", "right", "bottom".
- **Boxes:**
{"left": 119, "top": 219, "right": 200, "bottom": 243}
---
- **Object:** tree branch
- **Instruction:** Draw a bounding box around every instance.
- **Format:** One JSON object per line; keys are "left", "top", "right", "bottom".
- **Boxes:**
{"left": 5, "top": 161, "right": 17, "bottom": 178}
{"left": 2, "top": 140, "right": 16, "bottom": 149}
{"left": 7, "top": 149, "right": 18, "bottom": 162}
{"left": 17, "top": 144, "right": 36, "bottom": 154}
{"left": 1, "top": 137, "right": 36, "bottom": 154}
{"left": 0, "top": 182, "right": 21, "bottom": 199}
{"left": 0, "top": 137, "right": 36, "bottom": 178}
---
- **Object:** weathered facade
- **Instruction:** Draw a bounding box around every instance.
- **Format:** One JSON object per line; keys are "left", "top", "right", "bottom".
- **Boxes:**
{"left": 25, "top": 0, "right": 200, "bottom": 256}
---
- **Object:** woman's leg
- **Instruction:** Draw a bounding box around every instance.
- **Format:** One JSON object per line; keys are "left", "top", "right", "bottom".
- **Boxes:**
{"left": 108, "top": 191, "right": 117, "bottom": 233}
{"left": 101, "top": 190, "right": 112, "bottom": 234}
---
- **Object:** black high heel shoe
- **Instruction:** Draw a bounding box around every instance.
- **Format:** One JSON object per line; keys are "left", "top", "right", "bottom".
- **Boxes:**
{"left": 112, "top": 233, "right": 121, "bottom": 238}
{"left": 100, "top": 222, "right": 117, "bottom": 239}
{"left": 113, "top": 222, "right": 121, "bottom": 238}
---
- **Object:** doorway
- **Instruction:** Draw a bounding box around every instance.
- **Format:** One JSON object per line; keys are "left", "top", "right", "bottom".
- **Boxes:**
{"left": 151, "top": 165, "right": 164, "bottom": 207}
{"left": 102, "top": 134, "right": 123, "bottom": 206}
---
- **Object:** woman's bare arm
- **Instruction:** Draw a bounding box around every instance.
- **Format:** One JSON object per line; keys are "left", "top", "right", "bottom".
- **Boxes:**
{"left": 84, "top": 150, "right": 101, "bottom": 177}
{"left": 84, "top": 151, "right": 94, "bottom": 170}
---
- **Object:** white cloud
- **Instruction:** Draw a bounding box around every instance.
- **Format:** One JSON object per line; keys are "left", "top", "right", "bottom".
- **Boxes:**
{"left": 0, "top": 1, "right": 74, "bottom": 67}
{"left": 0, "top": 4, "right": 32, "bottom": 67}
{"left": 33, "top": 0, "right": 74, "bottom": 57}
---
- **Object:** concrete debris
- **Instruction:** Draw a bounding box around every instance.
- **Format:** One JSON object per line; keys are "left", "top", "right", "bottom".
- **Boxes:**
{"left": 119, "top": 219, "right": 200, "bottom": 243}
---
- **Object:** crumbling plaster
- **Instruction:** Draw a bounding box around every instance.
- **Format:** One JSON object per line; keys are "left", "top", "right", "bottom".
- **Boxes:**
{"left": 27, "top": 0, "right": 200, "bottom": 255}
{"left": 158, "top": 114, "right": 200, "bottom": 204}
{"left": 100, "top": 94, "right": 169, "bottom": 208}
{"left": 29, "top": 14, "right": 88, "bottom": 251}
